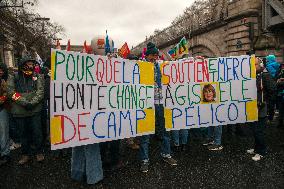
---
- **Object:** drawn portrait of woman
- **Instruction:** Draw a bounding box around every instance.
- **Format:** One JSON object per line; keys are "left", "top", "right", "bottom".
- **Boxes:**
{"left": 202, "top": 84, "right": 216, "bottom": 103}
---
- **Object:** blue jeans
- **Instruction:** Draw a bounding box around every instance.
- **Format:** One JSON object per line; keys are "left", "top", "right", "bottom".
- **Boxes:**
{"left": 172, "top": 129, "right": 189, "bottom": 146}
{"left": 14, "top": 113, "right": 43, "bottom": 155}
{"left": 207, "top": 125, "right": 223, "bottom": 145}
{"left": 71, "top": 144, "right": 103, "bottom": 185}
{"left": 0, "top": 109, "right": 10, "bottom": 156}
{"left": 139, "top": 105, "right": 171, "bottom": 161}
{"left": 251, "top": 118, "right": 267, "bottom": 155}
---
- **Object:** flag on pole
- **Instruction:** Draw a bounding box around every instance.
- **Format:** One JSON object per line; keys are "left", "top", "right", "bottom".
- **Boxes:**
{"left": 105, "top": 30, "right": 111, "bottom": 55}
{"left": 178, "top": 37, "right": 188, "bottom": 55}
{"left": 66, "top": 39, "right": 71, "bottom": 51}
{"left": 119, "top": 42, "right": 130, "bottom": 59}
{"left": 167, "top": 36, "right": 189, "bottom": 60}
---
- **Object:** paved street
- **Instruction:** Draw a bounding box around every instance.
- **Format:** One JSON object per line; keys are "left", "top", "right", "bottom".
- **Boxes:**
{"left": 1, "top": 116, "right": 284, "bottom": 189}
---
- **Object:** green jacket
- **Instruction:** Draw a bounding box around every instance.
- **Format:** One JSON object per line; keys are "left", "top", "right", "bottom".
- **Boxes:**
{"left": 7, "top": 73, "right": 44, "bottom": 117}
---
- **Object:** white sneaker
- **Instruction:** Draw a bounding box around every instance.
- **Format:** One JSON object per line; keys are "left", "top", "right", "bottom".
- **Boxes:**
{"left": 252, "top": 154, "right": 263, "bottom": 161}
{"left": 246, "top": 149, "right": 255, "bottom": 155}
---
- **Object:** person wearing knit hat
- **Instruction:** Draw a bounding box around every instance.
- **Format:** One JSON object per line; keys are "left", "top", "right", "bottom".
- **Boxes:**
{"left": 145, "top": 42, "right": 159, "bottom": 55}
{"left": 7, "top": 51, "right": 45, "bottom": 165}
{"left": 139, "top": 42, "right": 177, "bottom": 173}
{"left": 71, "top": 50, "right": 103, "bottom": 187}
{"left": 246, "top": 57, "right": 275, "bottom": 161}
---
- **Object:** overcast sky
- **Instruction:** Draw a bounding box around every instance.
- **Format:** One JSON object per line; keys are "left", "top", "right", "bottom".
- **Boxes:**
{"left": 35, "top": 0, "right": 193, "bottom": 48}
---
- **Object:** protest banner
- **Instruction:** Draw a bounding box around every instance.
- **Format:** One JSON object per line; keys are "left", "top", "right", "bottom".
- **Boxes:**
{"left": 50, "top": 49, "right": 155, "bottom": 150}
{"left": 167, "top": 37, "right": 189, "bottom": 60}
{"left": 160, "top": 55, "right": 258, "bottom": 131}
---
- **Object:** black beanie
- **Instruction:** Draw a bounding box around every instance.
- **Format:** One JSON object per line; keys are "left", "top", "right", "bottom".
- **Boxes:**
{"left": 145, "top": 42, "right": 159, "bottom": 56}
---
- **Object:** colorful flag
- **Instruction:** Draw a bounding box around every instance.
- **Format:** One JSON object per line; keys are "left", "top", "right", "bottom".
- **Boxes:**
{"left": 119, "top": 42, "right": 130, "bottom": 59}
{"left": 167, "top": 37, "right": 189, "bottom": 60}
{"left": 178, "top": 37, "right": 188, "bottom": 55}
{"left": 105, "top": 30, "right": 111, "bottom": 55}
{"left": 66, "top": 40, "right": 71, "bottom": 51}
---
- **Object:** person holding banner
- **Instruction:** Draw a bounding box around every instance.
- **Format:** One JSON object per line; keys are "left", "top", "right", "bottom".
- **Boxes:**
{"left": 246, "top": 57, "right": 275, "bottom": 161}
{"left": 7, "top": 52, "right": 45, "bottom": 164}
{"left": 139, "top": 42, "right": 177, "bottom": 173}
{"left": 70, "top": 48, "right": 104, "bottom": 187}
{"left": 172, "top": 129, "right": 189, "bottom": 152}
{"left": 125, "top": 54, "right": 140, "bottom": 150}
{"left": 202, "top": 84, "right": 224, "bottom": 151}
{"left": 172, "top": 56, "right": 190, "bottom": 152}
{"left": 71, "top": 144, "right": 104, "bottom": 186}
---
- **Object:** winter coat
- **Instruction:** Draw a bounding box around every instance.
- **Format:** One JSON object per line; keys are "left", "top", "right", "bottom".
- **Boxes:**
{"left": 6, "top": 55, "right": 44, "bottom": 117}
{"left": 256, "top": 69, "right": 275, "bottom": 118}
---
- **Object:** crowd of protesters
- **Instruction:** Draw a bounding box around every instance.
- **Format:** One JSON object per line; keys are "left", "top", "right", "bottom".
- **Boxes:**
{"left": 0, "top": 42, "right": 284, "bottom": 188}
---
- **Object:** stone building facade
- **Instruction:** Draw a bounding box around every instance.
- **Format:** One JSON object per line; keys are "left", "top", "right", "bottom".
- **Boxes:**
{"left": 133, "top": 0, "right": 284, "bottom": 63}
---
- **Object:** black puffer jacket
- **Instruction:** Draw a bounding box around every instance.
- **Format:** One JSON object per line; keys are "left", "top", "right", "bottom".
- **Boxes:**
{"left": 256, "top": 69, "right": 276, "bottom": 118}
